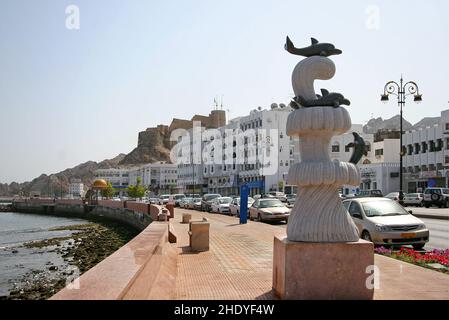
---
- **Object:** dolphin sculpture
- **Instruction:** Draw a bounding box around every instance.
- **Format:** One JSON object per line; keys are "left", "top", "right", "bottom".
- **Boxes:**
{"left": 290, "top": 89, "right": 350, "bottom": 109}
{"left": 347, "top": 132, "right": 368, "bottom": 164}
{"left": 285, "top": 36, "right": 342, "bottom": 57}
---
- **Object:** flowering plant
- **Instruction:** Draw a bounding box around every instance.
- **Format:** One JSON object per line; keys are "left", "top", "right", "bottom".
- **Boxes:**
{"left": 375, "top": 246, "right": 449, "bottom": 274}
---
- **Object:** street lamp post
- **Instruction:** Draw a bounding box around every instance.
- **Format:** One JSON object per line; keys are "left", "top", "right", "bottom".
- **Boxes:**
{"left": 381, "top": 75, "right": 422, "bottom": 204}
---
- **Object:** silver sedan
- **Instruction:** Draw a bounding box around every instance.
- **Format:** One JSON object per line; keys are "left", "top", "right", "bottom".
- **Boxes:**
{"left": 342, "top": 197, "right": 429, "bottom": 250}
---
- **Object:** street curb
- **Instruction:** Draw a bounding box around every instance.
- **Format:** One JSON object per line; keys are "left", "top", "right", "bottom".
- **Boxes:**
{"left": 412, "top": 213, "right": 449, "bottom": 221}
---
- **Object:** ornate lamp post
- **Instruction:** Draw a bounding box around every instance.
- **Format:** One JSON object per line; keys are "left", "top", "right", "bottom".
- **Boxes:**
{"left": 381, "top": 76, "right": 422, "bottom": 204}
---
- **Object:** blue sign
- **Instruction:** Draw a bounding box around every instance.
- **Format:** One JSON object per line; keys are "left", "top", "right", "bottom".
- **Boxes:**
{"left": 428, "top": 179, "right": 436, "bottom": 188}
{"left": 239, "top": 180, "right": 265, "bottom": 224}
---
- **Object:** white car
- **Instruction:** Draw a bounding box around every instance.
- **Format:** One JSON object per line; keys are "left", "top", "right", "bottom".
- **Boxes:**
{"left": 210, "top": 197, "right": 233, "bottom": 214}
{"left": 403, "top": 193, "right": 424, "bottom": 207}
{"left": 158, "top": 195, "right": 170, "bottom": 205}
{"left": 180, "top": 197, "right": 193, "bottom": 208}
{"left": 343, "top": 197, "right": 429, "bottom": 250}
{"left": 385, "top": 192, "right": 400, "bottom": 202}
{"left": 229, "top": 197, "right": 255, "bottom": 216}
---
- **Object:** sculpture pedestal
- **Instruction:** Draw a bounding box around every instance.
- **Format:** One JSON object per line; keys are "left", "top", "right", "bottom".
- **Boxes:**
{"left": 272, "top": 235, "right": 374, "bottom": 300}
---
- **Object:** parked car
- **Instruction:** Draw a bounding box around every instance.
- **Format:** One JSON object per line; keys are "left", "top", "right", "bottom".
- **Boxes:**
{"left": 286, "top": 194, "right": 296, "bottom": 206}
{"left": 249, "top": 198, "right": 290, "bottom": 223}
{"left": 268, "top": 191, "right": 288, "bottom": 202}
{"left": 342, "top": 197, "right": 429, "bottom": 250}
{"left": 423, "top": 187, "right": 449, "bottom": 208}
{"left": 158, "top": 194, "right": 170, "bottom": 205}
{"left": 191, "top": 198, "right": 203, "bottom": 210}
{"left": 355, "top": 189, "right": 383, "bottom": 198}
{"left": 173, "top": 194, "right": 186, "bottom": 207}
{"left": 210, "top": 197, "right": 233, "bottom": 214}
{"left": 180, "top": 197, "right": 193, "bottom": 208}
{"left": 403, "top": 193, "right": 424, "bottom": 207}
{"left": 229, "top": 197, "right": 255, "bottom": 216}
{"left": 385, "top": 192, "right": 400, "bottom": 202}
{"left": 201, "top": 194, "right": 222, "bottom": 212}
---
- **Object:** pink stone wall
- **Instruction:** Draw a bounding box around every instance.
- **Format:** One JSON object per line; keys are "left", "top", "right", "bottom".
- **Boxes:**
{"left": 125, "top": 202, "right": 150, "bottom": 214}
{"left": 98, "top": 200, "right": 125, "bottom": 209}
{"left": 56, "top": 199, "right": 84, "bottom": 205}
{"left": 50, "top": 222, "right": 176, "bottom": 300}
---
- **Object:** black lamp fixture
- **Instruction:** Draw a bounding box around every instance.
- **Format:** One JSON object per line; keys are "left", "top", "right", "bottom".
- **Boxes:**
{"left": 380, "top": 75, "right": 422, "bottom": 205}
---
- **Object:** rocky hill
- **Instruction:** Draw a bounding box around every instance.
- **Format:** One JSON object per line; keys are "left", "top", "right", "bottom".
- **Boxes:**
{"left": 363, "top": 115, "right": 413, "bottom": 134}
{"left": 0, "top": 154, "right": 126, "bottom": 197}
{"left": 412, "top": 117, "right": 440, "bottom": 130}
{"left": 119, "top": 126, "right": 172, "bottom": 166}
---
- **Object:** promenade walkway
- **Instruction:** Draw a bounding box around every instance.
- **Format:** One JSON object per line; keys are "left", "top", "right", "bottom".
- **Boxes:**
{"left": 172, "top": 208, "right": 449, "bottom": 300}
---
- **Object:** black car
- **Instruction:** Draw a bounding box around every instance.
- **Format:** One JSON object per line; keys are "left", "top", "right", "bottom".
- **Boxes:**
{"left": 201, "top": 194, "right": 221, "bottom": 212}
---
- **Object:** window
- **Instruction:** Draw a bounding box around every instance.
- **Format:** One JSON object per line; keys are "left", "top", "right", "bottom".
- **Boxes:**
{"left": 345, "top": 144, "right": 351, "bottom": 152}
{"left": 407, "top": 144, "right": 413, "bottom": 155}
{"left": 375, "top": 149, "right": 384, "bottom": 156}
{"left": 331, "top": 144, "right": 340, "bottom": 152}
{"left": 414, "top": 143, "right": 421, "bottom": 154}
{"left": 422, "top": 142, "right": 428, "bottom": 153}
{"left": 437, "top": 139, "right": 443, "bottom": 151}
{"left": 429, "top": 140, "right": 436, "bottom": 152}
{"left": 446, "top": 123, "right": 449, "bottom": 130}
{"left": 348, "top": 202, "right": 362, "bottom": 217}
{"left": 365, "top": 143, "right": 371, "bottom": 152}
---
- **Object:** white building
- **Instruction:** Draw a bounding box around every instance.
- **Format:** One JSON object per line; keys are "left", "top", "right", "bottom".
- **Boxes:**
{"left": 235, "top": 103, "right": 298, "bottom": 196}
{"left": 402, "top": 109, "right": 449, "bottom": 192}
{"left": 94, "top": 168, "right": 130, "bottom": 196}
{"left": 68, "top": 179, "right": 84, "bottom": 198}
{"left": 95, "top": 162, "right": 178, "bottom": 196}
{"left": 176, "top": 127, "right": 206, "bottom": 195}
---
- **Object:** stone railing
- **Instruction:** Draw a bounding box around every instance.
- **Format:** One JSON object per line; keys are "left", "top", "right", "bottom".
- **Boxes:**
{"left": 50, "top": 221, "right": 177, "bottom": 300}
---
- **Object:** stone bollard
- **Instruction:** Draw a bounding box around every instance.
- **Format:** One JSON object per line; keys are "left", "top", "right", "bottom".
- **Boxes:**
{"left": 166, "top": 203, "right": 174, "bottom": 219}
{"left": 189, "top": 220, "right": 210, "bottom": 252}
{"left": 182, "top": 213, "right": 192, "bottom": 224}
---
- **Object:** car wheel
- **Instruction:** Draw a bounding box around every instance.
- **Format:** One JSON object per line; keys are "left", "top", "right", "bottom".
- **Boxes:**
{"left": 424, "top": 202, "right": 430, "bottom": 208}
{"left": 412, "top": 243, "right": 425, "bottom": 250}
{"left": 361, "top": 231, "right": 372, "bottom": 242}
{"left": 257, "top": 213, "right": 262, "bottom": 222}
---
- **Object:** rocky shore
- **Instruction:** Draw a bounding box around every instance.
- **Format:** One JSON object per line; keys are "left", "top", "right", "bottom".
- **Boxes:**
{"left": 1, "top": 218, "right": 139, "bottom": 300}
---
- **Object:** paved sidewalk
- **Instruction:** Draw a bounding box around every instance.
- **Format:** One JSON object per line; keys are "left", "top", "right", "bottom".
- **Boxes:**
{"left": 172, "top": 208, "right": 449, "bottom": 300}
{"left": 411, "top": 210, "right": 449, "bottom": 220}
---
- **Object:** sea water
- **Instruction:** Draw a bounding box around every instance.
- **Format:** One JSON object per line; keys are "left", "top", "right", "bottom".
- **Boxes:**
{"left": 0, "top": 212, "right": 87, "bottom": 297}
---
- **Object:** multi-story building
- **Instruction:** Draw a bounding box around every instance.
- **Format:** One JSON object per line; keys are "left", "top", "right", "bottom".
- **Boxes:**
{"left": 235, "top": 103, "right": 297, "bottom": 196}
{"left": 68, "top": 179, "right": 84, "bottom": 198}
{"left": 356, "top": 130, "right": 400, "bottom": 196}
{"left": 94, "top": 168, "right": 130, "bottom": 196}
{"left": 95, "top": 162, "right": 178, "bottom": 196}
{"left": 402, "top": 109, "right": 449, "bottom": 192}
{"left": 176, "top": 126, "right": 206, "bottom": 195}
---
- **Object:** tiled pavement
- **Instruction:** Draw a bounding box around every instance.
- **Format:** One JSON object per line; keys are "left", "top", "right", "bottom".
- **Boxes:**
{"left": 172, "top": 208, "right": 449, "bottom": 300}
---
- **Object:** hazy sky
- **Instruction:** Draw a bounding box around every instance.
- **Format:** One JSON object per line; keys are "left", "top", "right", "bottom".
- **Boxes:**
{"left": 1, "top": 0, "right": 448, "bottom": 183}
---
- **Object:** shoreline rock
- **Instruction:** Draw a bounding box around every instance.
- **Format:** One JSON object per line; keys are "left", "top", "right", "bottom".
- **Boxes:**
{"left": 4, "top": 219, "right": 139, "bottom": 300}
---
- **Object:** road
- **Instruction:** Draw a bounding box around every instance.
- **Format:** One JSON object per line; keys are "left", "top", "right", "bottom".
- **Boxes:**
{"left": 402, "top": 206, "right": 448, "bottom": 250}
{"left": 272, "top": 206, "right": 449, "bottom": 251}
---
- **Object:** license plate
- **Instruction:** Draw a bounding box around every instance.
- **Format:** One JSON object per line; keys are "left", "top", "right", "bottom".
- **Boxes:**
{"left": 401, "top": 233, "right": 416, "bottom": 239}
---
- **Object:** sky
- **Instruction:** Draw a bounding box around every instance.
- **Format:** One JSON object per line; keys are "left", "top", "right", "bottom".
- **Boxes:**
{"left": 0, "top": 0, "right": 448, "bottom": 183}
